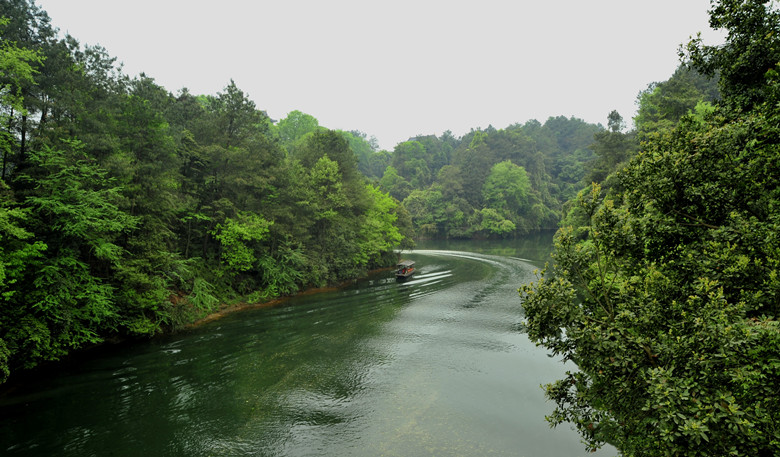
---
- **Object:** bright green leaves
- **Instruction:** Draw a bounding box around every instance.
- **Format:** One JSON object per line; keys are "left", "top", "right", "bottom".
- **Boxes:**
{"left": 212, "top": 211, "right": 272, "bottom": 272}
{"left": 22, "top": 141, "right": 137, "bottom": 262}
{"left": 308, "top": 155, "right": 350, "bottom": 219}
{"left": 477, "top": 208, "right": 516, "bottom": 236}
{"left": 354, "top": 184, "right": 402, "bottom": 266}
{"left": 277, "top": 110, "right": 321, "bottom": 147}
{"left": 0, "top": 16, "right": 43, "bottom": 179}
{"left": 478, "top": 160, "right": 531, "bottom": 237}
{"left": 0, "top": 196, "right": 45, "bottom": 302}
{"left": 0, "top": 141, "right": 140, "bottom": 377}
{"left": 0, "top": 16, "right": 43, "bottom": 113}
{"left": 683, "top": 0, "right": 780, "bottom": 111}
{"left": 0, "top": 4, "right": 410, "bottom": 384}
{"left": 378, "top": 165, "right": 413, "bottom": 201}
{"left": 482, "top": 160, "right": 530, "bottom": 213}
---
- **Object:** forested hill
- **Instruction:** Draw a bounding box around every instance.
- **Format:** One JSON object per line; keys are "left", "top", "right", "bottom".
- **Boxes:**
{"left": 0, "top": 1, "right": 411, "bottom": 383}
{"left": 0, "top": 0, "right": 719, "bottom": 385}
{"left": 276, "top": 110, "right": 607, "bottom": 239}
{"left": 377, "top": 118, "right": 602, "bottom": 238}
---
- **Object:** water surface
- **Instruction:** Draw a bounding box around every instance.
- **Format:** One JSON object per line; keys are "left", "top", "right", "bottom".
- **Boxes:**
{"left": 1, "top": 239, "right": 613, "bottom": 456}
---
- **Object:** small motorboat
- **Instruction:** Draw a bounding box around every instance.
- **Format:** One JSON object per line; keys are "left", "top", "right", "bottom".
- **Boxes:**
{"left": 395, "top": 260, "right": 415, "bottom": 280}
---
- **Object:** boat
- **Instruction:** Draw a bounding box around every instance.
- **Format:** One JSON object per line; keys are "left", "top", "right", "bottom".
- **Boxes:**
{"left": 395, "top": 260, "right": 415, "bottom": 280}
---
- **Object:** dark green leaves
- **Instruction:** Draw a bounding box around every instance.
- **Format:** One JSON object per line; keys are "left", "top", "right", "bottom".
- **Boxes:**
{"left": 522, "top": 18, "right": 780, "bottom": 452}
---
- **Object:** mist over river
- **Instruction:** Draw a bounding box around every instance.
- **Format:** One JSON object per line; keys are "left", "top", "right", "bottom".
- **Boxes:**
{"left": 1, "top": 236, "right": 614, "bottom": 456}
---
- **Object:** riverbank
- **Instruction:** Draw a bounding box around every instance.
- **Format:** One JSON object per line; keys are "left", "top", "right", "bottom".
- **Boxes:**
{"left": 0, "top": 265, "right": 398, "bottom": 394}
{"left": 183, "top": 265, "right": 399, "bottom": 329}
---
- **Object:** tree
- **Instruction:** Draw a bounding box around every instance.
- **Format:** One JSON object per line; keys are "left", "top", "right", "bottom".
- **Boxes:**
{"left": 212, "top": 211, "right": 272, "bottom": 273}
{"left": 277, "top": 110, "right": 320, "bottom": 147}
{"left": 521, "top": 2, "right": 780, "bottom": 454}
{"left": 0, "top": 0, "right": 411, "bottom": 384}
{"left": 338, "top": 129, "right": 376, "bottom": 177}
{"left": 682, "top": 0, "right": 780, "bottom": 111}
{"left": 354, "top": 184, "right": 402, "bottom": 266}
{"left": 0, "top": 179, "right": 45, "bottom": 382}
{"left": 584, "top": 111, "right": 638, "bottom": 185}
{"left": 477, "top": 207, "right": 515, "bottom": 236}
{"left": 482, "top": 160, "right": 530, "bottom": 214}
{"left": 213, "top": 79, "right": 271, "bottom": 148}
{"left": 0, "top": 0, "right": 56, "bottom": 170}
{"left": 5, "top": 141, "right": 139, "bottom": 374}
{"left": 378, "top": 165, "right": 413, "bottom": 201}
{"left": 634, "top": 65, "right": 720, "bottom": 138}
{"left": 451, "top": 131, "right": 495, "bottom": 207}
{"left": 0, "top": 16, "right": 43, "bottom": 179}
{"left": 392, "top": 140, "right": 432, "bottom": 188}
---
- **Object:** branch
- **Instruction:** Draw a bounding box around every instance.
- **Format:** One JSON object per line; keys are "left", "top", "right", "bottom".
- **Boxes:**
{"left": 672, "top": 209, "right": 719, "bottom": 230}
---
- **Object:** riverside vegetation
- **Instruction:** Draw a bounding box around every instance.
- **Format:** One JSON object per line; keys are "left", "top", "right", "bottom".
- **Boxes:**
{"left": 0, "top": 0, "right": 648, "bottom": 383}
{"left": 3, "top": 1, "right": 778, "bottom": 456}
{"left": 0, "top": 1, "right": 413, "bottom": 383}
{"left": 522, "top": 0, "right": 780, "bottom": 455}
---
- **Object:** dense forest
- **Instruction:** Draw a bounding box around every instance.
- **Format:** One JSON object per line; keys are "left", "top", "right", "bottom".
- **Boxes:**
{"left": 5, "top": 2, "right": 777, "bottom": 454}
{"left": 0, "top": 0, "right": 629, "bottom": 383}
{"left": 0, "top": 0, "right": 726, "bottom": 386}
{"left": 522, "top": 0, "right": 780, "bottom": 455}
{"left": 0, "top": 0, "right": 415, "bottom": 383}
{"left": 283, "top": 110, "right": 609, "bottom": 238}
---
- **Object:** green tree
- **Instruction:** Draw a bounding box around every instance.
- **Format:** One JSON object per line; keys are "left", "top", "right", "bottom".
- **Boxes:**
{"left": 392, "top": 140, "right": 432, "bottom": 188}
{"left": 213, "top": 79, "right": 271, "bottom": 148}
{"left": 584, "top": 111, "right": 638, "bottom": 184}
{"left": 354, "top": 184, "right": 402, "bottom": 266}
{"left": 277, "top": 110, "right": 320, "bottom": 147}
{"left": 402, "top": 188, "right": 443, "bottom": 237}
{"left": 634, "top": 65, "right": 719, "bottom": 138}
{"left": 482, "top": 160, "right": 530, "bottom": 214}
{"left": 378, "top": 165, "right": 413, "bottom": 201}
{"left": 0, "top": 179, "right": 45, "bottom": 382}
{"left": 212, "top": 211, "right": 272, "bottom": 273}
{"left": 521, "top": 2, "right": 780, "bottom": 454}
{"left": 338, "top": 129, "right": 377, "bottom": 177}
{"left": 477, "top": 207, "right": 515, "bottom": 236}
{"left": 451, "top": 131, "right": 495, "bottom": 207}
{"left": 682, "top": 0, "right": 780, "bottom": 111}
{"left": 0, "top": 16, "right": 43, "bottom": 179}
{"left": 6, "top": 141, "right": 138, "bottom": 375}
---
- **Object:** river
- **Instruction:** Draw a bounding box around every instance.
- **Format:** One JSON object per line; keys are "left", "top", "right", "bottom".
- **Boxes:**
{"left": 0, "top": 235, "right": 615, "bottom": 456}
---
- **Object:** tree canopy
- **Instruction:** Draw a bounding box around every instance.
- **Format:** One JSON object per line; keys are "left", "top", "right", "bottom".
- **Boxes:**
{"left": 521, "top": 1, "right": 780, "bottom": 454}
{"left": 0, "top": 1, "right": 406, "bottom": 384}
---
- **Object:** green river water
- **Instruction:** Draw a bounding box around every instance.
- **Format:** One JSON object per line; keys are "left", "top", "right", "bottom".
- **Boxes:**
{"left": 0, "top": 236, "right": 615, "bottom": 456}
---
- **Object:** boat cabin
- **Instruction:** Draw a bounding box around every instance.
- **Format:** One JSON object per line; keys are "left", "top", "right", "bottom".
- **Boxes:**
{"left": 395, "top": 260, "right": 415, "bottom": 279}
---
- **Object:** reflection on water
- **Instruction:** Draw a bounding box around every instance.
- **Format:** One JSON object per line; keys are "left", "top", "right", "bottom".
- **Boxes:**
{"left": 413, "top": 231, "right": 557, "bottom": 264}
{"left": 0, "top": 241, "right": 611, "bottom": 457}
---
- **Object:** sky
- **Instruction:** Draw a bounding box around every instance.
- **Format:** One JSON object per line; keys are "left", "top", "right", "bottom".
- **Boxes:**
{"left": 35, "top": 0, "right": 725, "bottom": 150}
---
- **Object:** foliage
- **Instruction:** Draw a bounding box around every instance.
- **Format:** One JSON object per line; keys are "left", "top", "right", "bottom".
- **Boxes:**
{"left": 584, "top": 111, "right": 638, "bottom": 185}
{"left": 381, "top": 117, "right": 601, "bottom": 238}
{"left": 277, "top": 109, "right": 321, "bottom": 148}
{"left": 522, "top": 2, "right": 780, "bottom": 454}
{"left": 634, "top": 65, "right": 720, "bottom": 138}
{"left": 212, "top": 211, "right": 272, "bottom": 272}
{"left": 682, "top": 0, "right": 780, "bottom": 111}
{"left": 0, "top": 1, "right": 407, "bottom": 383}
{"left": 0, "top": 14, "right": 43, "bottom": 178}
{"left": 2, "top": 141, "right": 138, "bottom": 379}
{"left": 482, "top": 160, "right": 530, "bottom": 213}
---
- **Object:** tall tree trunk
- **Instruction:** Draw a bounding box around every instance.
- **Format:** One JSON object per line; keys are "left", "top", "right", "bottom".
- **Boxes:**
{"left": 19, "top": 113, "right": 27, "bottom": 167}
{"left": 2, "top": 107, "right": 13, "bottom": 180}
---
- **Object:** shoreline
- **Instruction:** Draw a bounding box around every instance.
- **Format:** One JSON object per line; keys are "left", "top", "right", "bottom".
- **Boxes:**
{"left": 0, "top": 266, "right": 397, "bottom": 395}
{"left": 183, "top": 265, "right": 396, "bottom": 329}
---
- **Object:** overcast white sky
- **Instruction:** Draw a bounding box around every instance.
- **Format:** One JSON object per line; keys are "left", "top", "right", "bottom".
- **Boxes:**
{"left": 36, "top": 0, "right": 724, "bottom": 150}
